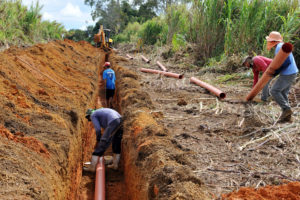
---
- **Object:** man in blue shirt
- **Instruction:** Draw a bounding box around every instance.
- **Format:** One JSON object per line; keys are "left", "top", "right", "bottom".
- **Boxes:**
{"left": 84, "top": 108, "right": 123, "bottom": 172}
{"left": 102, "top": 62, "right": 116, "bottom": 108}
{"left": 266, "top": 31, "right": 299, "bottom": 122}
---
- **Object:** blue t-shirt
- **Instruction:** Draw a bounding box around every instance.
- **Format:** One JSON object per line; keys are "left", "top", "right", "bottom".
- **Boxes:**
{"left": 274, "top": 43, "right": 298, "bottom": 75}
{"left": 103, "top": 68, "right": 116, "bottom": 89}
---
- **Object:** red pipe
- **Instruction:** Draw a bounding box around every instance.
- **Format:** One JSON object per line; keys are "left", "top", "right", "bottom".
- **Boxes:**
{"left": 190, "top": 77, "right": 226, "bottom": 99}
{"left": 140, "top": 68, "right": 184, "bottom": 79}
{"left": 95, "top": 157, "right": 105, "bottom": 200}
{"left": 156, "top": 61, "right": 167, "bottom": 71}
{"left": 141, "top": 55, "right": 150, "bottom": 63}
{"left": 246, "top": 43, "right": 293, "bottom": 101}
{"left": 126, "top": 54, "right": 133, "bottom": 60}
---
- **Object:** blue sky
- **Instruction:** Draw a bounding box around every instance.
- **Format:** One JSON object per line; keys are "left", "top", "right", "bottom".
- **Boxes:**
{"left": 22, "top": 0, "right": 96, "bottom": 30}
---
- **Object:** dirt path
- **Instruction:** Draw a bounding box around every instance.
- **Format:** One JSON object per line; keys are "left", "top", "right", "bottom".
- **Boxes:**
{"left": 114, "top": 51, "right": 300, "bottom": 199}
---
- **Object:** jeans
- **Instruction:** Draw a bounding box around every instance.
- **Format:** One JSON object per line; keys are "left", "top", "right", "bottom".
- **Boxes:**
{"left": 261, "top": 79, "right": 272, "bottom": 101}
{"left": 270, "top": 73, "right": 297, "bottom": 111}
{"left": 93, "top": 118, "right": 123, "bottom": 156}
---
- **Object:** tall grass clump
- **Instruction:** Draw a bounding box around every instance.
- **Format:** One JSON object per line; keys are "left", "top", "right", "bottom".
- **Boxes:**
{"left": 159, "top": 0, "right": 299, "bottom": 65}
{"left": 113, "top": 0, "right": 298, "bottom": 65}
{"left": 191, "top": 0, "right": 226, "bottom": 64}
{"left": 165, "top": 4, "right": 191, "bottom": 51}
{"left": 139, "top": 17, "right": 166, "bottom": 45}
{"left": 224, "top": 0, "right": 298, "bottom": 55}
{"left": 0, "top": 0, "right": 66, "bottom": 46}
{"left": 113, "top": 22, "right": 142, "bottom": 43}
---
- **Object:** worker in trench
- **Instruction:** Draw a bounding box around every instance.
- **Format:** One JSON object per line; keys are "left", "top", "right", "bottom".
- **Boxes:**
{"left": 243, "top": 55, "right": 273, "bottom": 102}
{"left": 264, "top": 31, "right": 298, "bottom": 122}
{"left": 102, "top": 62, "right": 116, "bottom": 108}
{"left": 84, "top": 108, "right": 123, "bottom": 172}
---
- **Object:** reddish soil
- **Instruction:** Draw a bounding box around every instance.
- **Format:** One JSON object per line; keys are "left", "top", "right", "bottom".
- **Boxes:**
{"left": 0, "top": 40, "right": 103, "bottom": 199}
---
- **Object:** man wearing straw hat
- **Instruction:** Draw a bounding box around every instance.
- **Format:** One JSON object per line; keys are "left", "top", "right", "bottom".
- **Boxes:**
{"left": 266, "top": 31, "right": 298, "bottom": 122}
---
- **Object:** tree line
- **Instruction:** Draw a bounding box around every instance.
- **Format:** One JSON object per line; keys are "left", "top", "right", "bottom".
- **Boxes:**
{"left": 67, "top": 0, "right": 299, "bottom": 65}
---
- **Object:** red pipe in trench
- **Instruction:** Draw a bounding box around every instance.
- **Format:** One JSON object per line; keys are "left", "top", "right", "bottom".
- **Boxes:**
{"left": 190, "top": 77, "right": 226, "bottom": 99}
{"left": 95, "top": 156, "right": 105, "bottom": 200}
{"left": 140, "top": 68, "right": 184, "bottom": 79}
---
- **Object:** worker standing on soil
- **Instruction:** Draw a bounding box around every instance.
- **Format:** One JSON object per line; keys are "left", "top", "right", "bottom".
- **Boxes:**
{"left": 84, "top": 108, "right": 123, "bottom": 172}
{"left": 243, "top": 56, "right": 273, "bottom": 102}
{"left": 102, "top": 62, "right": 116, "bottom": 108}
{"left": 266, "top": 31, "right": 298, "bottom": 122}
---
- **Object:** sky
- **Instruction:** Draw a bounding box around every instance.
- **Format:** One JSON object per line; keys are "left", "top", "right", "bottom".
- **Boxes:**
{"left": 22, "top": 0, "right": 96, "bottom": 30}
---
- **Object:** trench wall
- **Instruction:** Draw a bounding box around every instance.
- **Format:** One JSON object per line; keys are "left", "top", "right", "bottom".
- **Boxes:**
{"left": 111, "top": 54, "right": 211, "bottom": 200}
{"left": 0, "top": 40, "right": 103, "bottom": 200}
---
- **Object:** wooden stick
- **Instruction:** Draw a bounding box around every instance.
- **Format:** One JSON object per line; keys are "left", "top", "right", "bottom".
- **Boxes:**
{"left": 239, "top": 124, "right": 296, "bottom": 150}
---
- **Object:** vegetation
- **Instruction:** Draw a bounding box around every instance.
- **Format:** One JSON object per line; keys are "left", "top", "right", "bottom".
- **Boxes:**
{"left": 92, "top": 0, "right": 299, "bottom": 66}
{"left": 2, "top": 0, "right": 298, "bottom": 66}
{"left": 0, "top": 0, "right": 66, "bottom": 47}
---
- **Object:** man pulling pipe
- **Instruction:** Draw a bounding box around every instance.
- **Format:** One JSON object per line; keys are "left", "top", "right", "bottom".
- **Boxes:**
{"left": 266, "top": 31, "right": 298, "bottom": 122}
{"left": 243, "top": 56, "right": 273, "bottom": 102}
{"left": 84, "top": 108, "right": 123, "bottom": 172}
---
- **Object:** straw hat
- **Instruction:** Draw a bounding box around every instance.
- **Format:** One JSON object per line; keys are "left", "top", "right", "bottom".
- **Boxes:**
{"left": 266, "top": 31, "right": 283, "bottom": 42}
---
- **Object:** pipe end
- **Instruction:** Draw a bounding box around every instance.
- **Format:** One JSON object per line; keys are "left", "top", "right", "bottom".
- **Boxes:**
{"left": 282, "top": 43, "right": 293, "bottom": 53}
{"left": 219, "top": 93, "right": 226, "bottom": 99}
{"left": 179, "top": 74, "right": 184, "bottom": 79}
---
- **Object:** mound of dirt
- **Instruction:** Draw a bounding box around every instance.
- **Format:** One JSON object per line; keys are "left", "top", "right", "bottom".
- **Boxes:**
{"left": 0, "top": 40, "right": 104, "bottom": 199}
{"left": 222, "top": 181, "right": 300, "bottom": 200}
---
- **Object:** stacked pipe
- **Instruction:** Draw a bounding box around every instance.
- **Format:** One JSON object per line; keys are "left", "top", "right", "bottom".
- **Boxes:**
{"left": 246, "top": 43, "right": 293, "bottom": 101}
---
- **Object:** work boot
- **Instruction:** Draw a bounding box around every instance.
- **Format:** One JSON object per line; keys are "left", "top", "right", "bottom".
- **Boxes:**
{"left": 104, "top": 155, "right": 113, "bottom": 165}
{"left": 107, "top": 154, "right": 120, "bottom": 170}
{"left": 83, "top": 155, "right": 99, "bottom": 172}
{"left": 278, "top": 109, "right": 293, "bottom": 123}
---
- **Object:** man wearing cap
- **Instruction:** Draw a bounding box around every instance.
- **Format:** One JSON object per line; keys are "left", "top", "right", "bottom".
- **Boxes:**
{"left": 84, "top": 108, "right": 123, "bottom": 172}
{"left": 102, "top": 62, "right": 116, "bottom": 108}
{"left": 243, "top": 56, "right": 273, "bottom": 101}
{"left": 266, "top": 31, "right": 298, "bottom": 122}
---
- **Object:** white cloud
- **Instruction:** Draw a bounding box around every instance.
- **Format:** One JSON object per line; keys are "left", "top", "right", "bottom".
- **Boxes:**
{"left": 80, "top": 25, "right": 87, "bottom": 30}
{"left": 21, "top": 0, "right": 95, "bottom": 30}
{"left": 60, "top": 3, "right": 83, "bottom": 18}
{"left": 42, "top": 12, "right": 55, "bottom": 21}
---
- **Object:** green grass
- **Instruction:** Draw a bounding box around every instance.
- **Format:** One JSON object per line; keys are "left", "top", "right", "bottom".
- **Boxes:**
{"left": 0, "top": 0, "right": 66, "bottom": 46}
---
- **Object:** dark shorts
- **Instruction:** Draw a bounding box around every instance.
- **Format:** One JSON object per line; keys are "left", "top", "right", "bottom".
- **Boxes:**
{"left": 106, "top": 89, "right": 115, "bottom": 100}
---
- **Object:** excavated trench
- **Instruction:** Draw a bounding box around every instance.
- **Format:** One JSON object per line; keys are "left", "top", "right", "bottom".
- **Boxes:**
{"left": 0, "top": 40, "right": 208, "bottom": 200}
